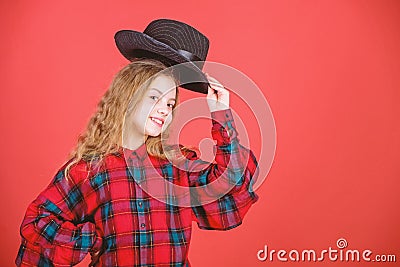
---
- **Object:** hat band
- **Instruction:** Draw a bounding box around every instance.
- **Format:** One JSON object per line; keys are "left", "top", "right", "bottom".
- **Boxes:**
{"left": 177, "top": 49, "right": 201, "bottom": 62}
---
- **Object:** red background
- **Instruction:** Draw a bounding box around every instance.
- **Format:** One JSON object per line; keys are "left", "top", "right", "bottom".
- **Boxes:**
{"left": 1, "top": 1, "right": 399, "bottom": 266}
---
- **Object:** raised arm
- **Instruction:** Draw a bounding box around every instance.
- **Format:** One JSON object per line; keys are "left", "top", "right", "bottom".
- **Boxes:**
{"left": 187, "top": 75, "right": 259, "bottom": 230}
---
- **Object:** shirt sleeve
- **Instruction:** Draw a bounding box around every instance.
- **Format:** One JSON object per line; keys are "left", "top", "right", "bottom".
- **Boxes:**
{"left": 15, "top": 161, "right": 103, "bottom": 267}
{"left": 187, "top": 108, "right": 259, "bottom": 230}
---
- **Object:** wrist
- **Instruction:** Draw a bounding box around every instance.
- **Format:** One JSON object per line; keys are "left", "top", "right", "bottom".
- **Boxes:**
{"left": 211, "top": 108, "right": 233, "bottom": 122}
{"left": 211, "top": 109, "right": 237, "bottom": 145}
{"left": 209, "top": 107, "right": 230, "bottom": 113}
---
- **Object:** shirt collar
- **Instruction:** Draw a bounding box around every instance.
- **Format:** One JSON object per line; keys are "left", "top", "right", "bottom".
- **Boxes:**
{"left": 119, "top": 142, "right": 149, "bottom": 162}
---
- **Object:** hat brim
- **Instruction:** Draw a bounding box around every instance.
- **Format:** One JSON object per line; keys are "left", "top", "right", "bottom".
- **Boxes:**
{"left": 115, "top": 30, "right": 209, "bottom": 94}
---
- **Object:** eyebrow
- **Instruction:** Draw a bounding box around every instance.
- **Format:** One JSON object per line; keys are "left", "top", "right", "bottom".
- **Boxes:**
{"left": 149, "top": 88, "right": 176, "bottom": 102}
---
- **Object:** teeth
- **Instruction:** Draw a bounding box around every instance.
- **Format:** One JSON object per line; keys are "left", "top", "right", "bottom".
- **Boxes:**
{"left": 151, "top": 118, "right": 163, "bottom": 125}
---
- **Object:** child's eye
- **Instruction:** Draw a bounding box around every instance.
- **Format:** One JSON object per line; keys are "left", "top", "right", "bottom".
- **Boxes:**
{"left": 167, "top": 103, "right": 175, "bottom": 108}
{"left": 150, "top": 95, "right": 158, "bottom": 100}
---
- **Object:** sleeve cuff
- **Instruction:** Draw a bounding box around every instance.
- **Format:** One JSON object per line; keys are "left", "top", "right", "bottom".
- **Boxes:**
{"left": 211, "top": 109, "right": 237, "bottom": 145}
{"left": 211, "top": 108, "right": 233, "bottom": 124}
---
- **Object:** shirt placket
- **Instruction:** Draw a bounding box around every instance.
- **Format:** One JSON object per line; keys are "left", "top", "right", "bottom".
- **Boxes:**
{"left": 131, "top": 151, "right": 150, "bottom": 266}
{"left": 136, "top": 182, "right": 149, "bottom": 266}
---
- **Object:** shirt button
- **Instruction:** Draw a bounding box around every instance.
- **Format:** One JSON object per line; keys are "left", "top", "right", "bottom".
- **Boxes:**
{"left": 138, "top": 202, "right": 142, "bottom": 207}
{"left": 141, "top": 223, "right": 146, "bottom": 228}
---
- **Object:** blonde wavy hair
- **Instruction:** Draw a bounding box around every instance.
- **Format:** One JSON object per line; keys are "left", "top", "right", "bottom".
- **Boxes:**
{"left": 65, "top": 58, "right": 188, "bottom": 177}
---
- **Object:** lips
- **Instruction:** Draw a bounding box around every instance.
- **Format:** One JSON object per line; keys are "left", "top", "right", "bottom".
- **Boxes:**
{"left": 150, "top": 116, "right": 164, "bottom": 127}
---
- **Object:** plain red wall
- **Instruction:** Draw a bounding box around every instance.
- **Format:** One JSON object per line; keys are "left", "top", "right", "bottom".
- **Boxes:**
{"left": 1, "top": 1, "right": 399, "bottom": 266}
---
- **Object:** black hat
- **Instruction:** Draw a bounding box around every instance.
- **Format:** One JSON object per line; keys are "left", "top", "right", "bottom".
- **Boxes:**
{"left": 114, "top": 19, "right": 210, "bottom": 94}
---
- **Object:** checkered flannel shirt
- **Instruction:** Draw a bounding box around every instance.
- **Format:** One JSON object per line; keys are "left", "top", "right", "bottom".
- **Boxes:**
{"left": 16, "top": 109, "right": 259, "bottom": 266}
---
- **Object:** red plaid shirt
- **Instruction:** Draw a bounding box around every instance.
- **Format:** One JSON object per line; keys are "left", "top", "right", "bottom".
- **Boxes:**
{"left": 16, "top": 109, "right": 259, "bottom": 267}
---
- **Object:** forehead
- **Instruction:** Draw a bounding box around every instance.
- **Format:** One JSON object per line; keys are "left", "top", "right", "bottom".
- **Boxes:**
{"left": 148, "top": 74, "right": 177, "bottom": 97}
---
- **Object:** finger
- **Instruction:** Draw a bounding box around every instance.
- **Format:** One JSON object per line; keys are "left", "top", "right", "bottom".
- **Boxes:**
{"left": 208, "top": 79, "right": 224, "bottom": 90}
{"left": 205, "top": 74, "right": 228, "bottom": 97}
{"left": 207, "top": 85, "right": 216, "bottom": 96}
{"left": 209, "top": 81, "right": 224, "bottom": 89}
{"left": 205, "top": 73, "right": 223, "bottom": 85}
{"left": 208, "top": 82, "right": 225, "bottom": 94}
{"left": 89, "top": 251, "right": 100, "bottom": 266}
{"left": 210, "top": 84, "right": 228, "bottom": 95}
{"left": 208, "top": 78, "right": 223, "bottom": 87}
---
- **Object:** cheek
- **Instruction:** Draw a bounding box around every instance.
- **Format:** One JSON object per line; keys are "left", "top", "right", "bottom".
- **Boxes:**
{"left": 163, "top": 113, "right": 174, "bottom": 129}
{"left": 135, "top": 104, "right": 153, "bottom": 122}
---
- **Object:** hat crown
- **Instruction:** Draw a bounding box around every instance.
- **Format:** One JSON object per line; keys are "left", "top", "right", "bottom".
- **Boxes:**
{"left": 143, "top": 19, "right": 209, "bottom": 61}
{"left": 114, "top": 19, "right": 211, "bottom": 93}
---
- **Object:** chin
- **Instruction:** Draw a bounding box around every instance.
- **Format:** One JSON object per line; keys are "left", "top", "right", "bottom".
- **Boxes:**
{"left": 146, "top": 130, "right": 162, "bottom": 138}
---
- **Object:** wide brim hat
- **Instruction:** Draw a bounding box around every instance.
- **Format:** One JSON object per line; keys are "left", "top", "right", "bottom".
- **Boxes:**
{"left": 114, "top": 19, "right": 210, "bottom": 94}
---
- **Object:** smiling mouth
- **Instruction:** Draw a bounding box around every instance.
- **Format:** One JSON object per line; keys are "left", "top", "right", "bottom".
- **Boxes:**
{"left": 150, "top": 117, "right": 164, "bottom": 127}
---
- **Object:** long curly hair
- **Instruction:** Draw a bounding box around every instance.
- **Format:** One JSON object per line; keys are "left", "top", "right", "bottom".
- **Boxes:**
{"left": 65, "top": 59, "right": 184, "bottom": 177}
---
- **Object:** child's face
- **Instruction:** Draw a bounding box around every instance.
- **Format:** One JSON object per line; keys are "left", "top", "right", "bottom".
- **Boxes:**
{"left": 127, "top": 74, "right": 177, "bottom": 140}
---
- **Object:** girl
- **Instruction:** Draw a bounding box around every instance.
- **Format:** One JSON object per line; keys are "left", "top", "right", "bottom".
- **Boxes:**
{"left": 16, "top": 59, "right": 258, "bottom": 266}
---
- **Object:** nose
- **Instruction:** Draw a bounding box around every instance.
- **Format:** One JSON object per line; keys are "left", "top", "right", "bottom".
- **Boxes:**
{"left": 156, "top": 101, "right": 170, "bottom": 116}
{"left": 157, "top": 107, "right": 168, "bottom": 115}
